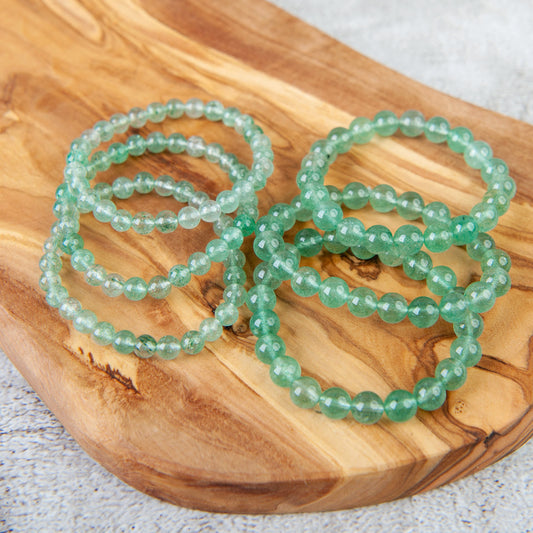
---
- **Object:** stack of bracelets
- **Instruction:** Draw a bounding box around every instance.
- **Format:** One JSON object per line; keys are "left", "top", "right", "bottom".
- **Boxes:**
{"left": 39, "top": 100, "right": 515, "bottom": 425}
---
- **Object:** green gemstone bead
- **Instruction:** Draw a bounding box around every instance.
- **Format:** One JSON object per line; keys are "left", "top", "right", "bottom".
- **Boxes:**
{"left": 112, "top": 330, "right": 137, "bottom": 354}
{"left": 403, "top": 251, "right": 432, "bottom": 280}
{"left": 470, "top": 202, "right": 498, "bottom": 232}
{"left": 91, "top": 321, "right": 115, "bottom": 346}
{"left": 488, "top": 175, "right": 516, "bottom": 199}
{"left": 342, "top": 182, "right": 370, "bottom": 209}
{"left": 399, "top": 110, "right": 425, "bottom": 137}
{"left": 58, "top": 297, "right": 81, "bottom": 320}
{"left": 466, "top": 232, "right": 495, "bottom": 261}
{"left": 313, "top": 201, "right": 343, "bottom": 231}
{"left": 436, "top": 358, "right": 467, "bottom": 391}
{"left": 351, "top": 391, "right": 384, "bottom": 424}
{"left": 132, "top": 212, "right": 155, "bottom": 234}
{"left": 414, "top": 377, "right": 446, "bottom": 411}
{"left": 204, "top": 100, "right": 224, "bottom": 121}
{"left": 294, "top": 228, "right": 323, "bottom": 257}
{"left": 481, "top": 157, "right": 509, "bottom": 184}
{"left": 453, "top": 311, "right": 484, "bottom": 338}
{"left": 424, "top": 116, "right": 450, "bottom": 143}
{"left": 483, "top": 190, "right": 510, "bottom": 216}
{"left": 71, "top": 249, "right": 95, "bottom": 272}
{"left": 178, "top": 206, "right": 200, "bottom": 229}
{"left": 450, "top": 336, "right": 482, "bottom": 367}
{"left": 156, "top": 335, "right": 181, "bottom": 360}
{"left": 102, "top": 273, "right": 125, "bottom": 297}
{"left": 253, "top": 231, "right": 285, "bottom": 261}
{"left": 322, "top": 231, "right": 348, "bottom": 254}
{"left": 84, "top": 264, "right": 107, "bottom": 287}
{"left": 424, "top": 224, "right": 453, "bottom": 253}
{"left": 60, "top": 233, "right": 84, "bottom": 255}
{"left": 447, "top": 126, "right": 474, "bottom": 153}
{"left": 168, "top": 265, "right": 191, "bottom": 287}
{"left": 215, "top": 302, "right": 239, "bottom": 326}
{"left": 327, "top": 126, "right": 354, "bottom": 153}
{"left": 45, "top": 286, "right": 69, "bottom": 307}
{"left": 186, "top": 136, "right": 206, "bottom": 157}
{"left": 377, "top": 292, "right": 408, "bottom": 323}
{"left": 135, "top": 334, "right": 157, "bottom": 359}
{"left": 396, "top": 191, "right": 424, "bottom": 220}
{"left": 393, "top": 225, "right": 424, "bottom": 257}
{"left": 269, "top": 250, "right": 299, "bottom": 281}
{"left": 269, "top": 203, "right": 296, "bottom": 231}
{"left": 379, "top": 246, "right": 404, "bottom": 267}
{"left": 233, "top": 214, "right": 256, "bottom": 237}
{"left": 373, "top": 110, "right": 398, "bottom": 137}
{"left": 250, "top": 310, "right": 280, "bottom": 336}
{"left": 464, "top": 281, "right": 495, "bottom": 313}
{"left": 290, "top": 376, "right": 321, "bottom": 409}
{"left": 127, "top": 135, "right": 147, "bottom": 156}
{"left": 39, "top": 271, "right": 61, "bottom": 292}
{"left": 481, "top": 266, "right": 511, "bottom": 297}
{"left": 124, "top": 277, "right": 148, "bottom": 301}
{"left": 185, "top": 98, "right": 204, "bottom": 118}
{"left": 146, "top": 102, "right": 166, "bottom": 122}
{"left": 291, "top": 194, "right": 313, "bottom": 221}
{"left": 181, "top": 330, "right": 205, "bottom": 355}
{"left": 319, "top": 387, "right": 352, "bottom": 419}
{"left": 422, "top": 201, "right": 451, "bottom": 227}
{"left": 481, "top": 249, "right": 511, "bottom": 272}
{"left": 326, "top": 185, "right": 343, "bottom": 205}
{"left": 246, "top": 285, "right": 276, "bottom": 312}
{"left": 369, "top": 184, "right": 397, "bottom": 213}
{"left": 206, "top": 239, "right": 230, "bottom": 263}
{"left": 384, "top": 390, "right": 417, "bottom": 422}
{"left": 223, "top": 283, "right": 247, "bottom": 307}
{"left": 155, "top": 210, "right": 179, "bottom": 233}
{"left": 188, "top": 252, "right": 211, "bottom": 276}
{"left": 134, "top": 172, "right": 155, "bottom": 194}
{"left": 270, "top": 356, "right": 301, "bottom": 387}
{"left": 255, "top": 334, "right": 286, "bottom": 364}
{"left": 365, "top": 225, "right": 393, "bottom": 254}
{"left": 347, "top": 287, "right": 378, "bottom": 318}
{"left": 224, "top": 250, "right": 246, "bottom": 268}
{"left": 351, "top": 243, "right": 375, "bottom": 260}
{"left": 349, "top": 117, "right": 374, "bottom": 144}
{"left": 291, "top": 267, "right": 321, "bottom": 297}
{"left": 253, "top": 262, "right": 282, "bottom": 290}
{"left": 93, "top": 200, "right": 116, "bottom": 223}
{"left": 39, "top": 252, "right": 62, "bottom": 273}
{"left": 318, "top": 277, "right": 349, "bottom": 308}
{"left": 336, "top": 217, "right": 365, "bottom": 247}
{"left": 426, "top": 266, "right": 457, "bottom": 296}
{"left": 439, "top": 290, "right": 468, "bottom": 323}
{"left": 111, "top": 210, "right": 132, "bottom": 232}
{"left": 256, "top": 215, "right": 285, "bottom": 236}
{"left": 464, "top": 140, "right": 492, "bottom": 170}
{"left": 221, "top": 226, "right": 244, "bottom": 250}
{"left": 147, "top": 275, "right": 171, "bottom": 299}
{"left": 199, "top": 317, "right": 223, "bottom": 342}
{"left": 222, "top": 266, "right": 247, "bottom": 287}
{"left": 407, "top": 296, "right": 439, "bottom": 328}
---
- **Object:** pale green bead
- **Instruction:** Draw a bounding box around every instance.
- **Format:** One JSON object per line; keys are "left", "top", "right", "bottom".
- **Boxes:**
{"left": 377, "top": 293, "right": 408, "bottom": 323}
{"left": 351, "top": 243, "right": 375, "bottom": 260}
{"left": 102, "top": 273, "right": 125, "bottom": 297}
{"left": 254, "top": 231, "right": 285, "bottom": 261}
{"left": 39, "top": 271, "right": 61, "bottom": 292}
{"left": 464, "top": 140, "right": 493, "bottom": 170}
{"left": 481, "top": 249, "right": 511, "bottom": 272}
{"left": 349, "top": 117, "right": 374, "bottom": 144}
{"left": 93, "top": 120, "right": 114, "bottom": 141}
{"left": 290, "top": 376, "right": 321, "bottom": 409}
{"left": 113, "top": 330, "right": 137, "bottom": 354}
{"left": 224, "top": 250, "right": 246, "bottom": 268}
{"left": 291, "top": 267, "right": 321, "bottom": 297}
{"left": 426, "top": 266, "right": 457, "bottom": 296}
{"left": 134, "top": 172, "right": 155, "bottom": 194}
{"left": 168, "top": 133, "right": 187, "bottom": 154}
{"left": 319, "top": 387, "right": 352, "bottom": 419}
{"left": 450, "top": 336, "right": 482, "bottom": 367}
{"left": 399, "top": 110, "right": 425, "bottom": 137}
{"left": 205, "top": 142, "right": 224, "bottom": 163}
{"left": 107, "top": 142, "right": 127, "bottom": 164}
{"left": 146, "top": 101, "right": 166, "bottom": 122}
{"left": 319, "top": 277, "right": 349, "bottom": 308}
{"left": 464, "top": 281, "right": 495, "bottom": 313}
{"left": 481, "top": 157, "right": 509, "bottom": 184}
{"left": 300, "top": 184, "right": 329, "bottom": 210}
{"left": 290, "top": 194, "right": 313, "bottom": 221}
{"left": 269, "top": 250, "right": 299, "bottom": 281}
{"left": 58, "top": 297, "right": 82, "bottom": 320}
{"left": 199, "top": 318, "right": 223, "bottom": 342}
{"left": 223, "top": 283, "right": 247, "bottom": 307}
{"left": 393, "top": 225, "right": 424, "bottom": 256}
{"left": 453, "top": 311, "right": 484, "bottom": 338}
{"left": 342, "top": 182, "right": 370, "bottom": 210}
{"left": 414, "top": 377, "right": 446, "bottom": 411}
{"left": 379, "top": 247, "right": 404, "bottom": 267}
{"left": 313, "top": 201, "right": 343, "bottom": 231}
{"left": 373, "top": 110, "right": 398, "bottom": 137}
{"left": 181, "top": 330, "right": 204, "bottom": 354}
{"left": 221, "top": 227, "right": 244, "bottom": 250}
{"left": 270, "top": 356, "right": 301, "bottom": 387}
{"left": 396, "top": 191, "right": 424, "bottom": 220}
{"left": 111, "top": 209, "right": 132, "bottom": 232}
{"left": 71, "top": 249, "right": 95, "bottom": 272}
{"left": 222, "top": 106, "right": 240, "bottom": 126}
{"left": 424, "top": 224, "right": 453, "bottom": 253}
{"left": 327, "top": 126, "right": 353, "bottom": 153}
{"left": 216, "top": 190, "right": 240, "bottom": 213}
{"left": 178, "top": 206, "right": 200, "bottom": 229}
{"left": 294, "top": 228, "right": 323, "bottom": 257}
{"left": 369, "top": 184, "right": 396, "bottom": 212}
{"left": 447, "top": 126, "right": 474, "bottom": 153}
{"left": 127, "top": 134, "right": 147, "bottom": 156}
{"left": 131, "top": 212, "right": 155, "bottom": 234}
{"left": 204, "top": 100, "right": 224, "bottom": 121}
{"left": 135, "top": 334, "right": 157, "bottom": 359}
{"left": 185, "top": 98, "right": 204, "bottom": 118}
{"left": 39, "top": 252, "right": 62, "bottom": 273}
{"left": 422, "top": 201, "right": 451, "bottom": 226}
{"left": 407, "top": 296, "right": 439, "bottom": 328}
{"left": 269, "top": 203, "right": 296, "bottom": 231}
{"left": 166, "top": 98, "right": 184, "bottom": 118}
{"left": 215, "top": 302, "right": 239, "bottom": 326}
{"left": 365, "top": 225, "right": 393, "bottom": 254}
{"left": 233, "top": 214, "right": 255, "bottom": 236}
{"left": 73, "top": 309, "right": 98, "bottom": 334}
{"left": 253, "top": 262, "right": 282, "bottom": 289}
{"left": 109, "top": 113, "right": 129, "bottom": 133}
{"left": 439, "top": 289, "right": 468, "bottom": 323}
{"left": 200, "top": 201, "right": 222, "bottom": 223}
{"left": 483, "top": 190, "right": 510, "bottom": 216}
{"left": 156, "top": 335, "right": 181, "bottom": 360}
{"left": 186, "top": 135, "right": 207, "bottom": 157}
{"left": 466, "top": 232, "right": 495, "bottom": 261}
{"left": 91, "top": 322, "right": 115, "bottom": 346}
{"left": 347, "top": 287, "right": 378, "bottom": 317}
{"left": 336, "top": 217, "right": 365, "bottom": 246}
{"left": 45, "top": 286, "right": 69, "bottom": 307}
{"left": 326, "top": 185, "right": 343, "bottom": 205}
{"left": 255, "top": 334, "right": 285, "bottom": 364}
{"left": 93, "top": 199, "right": 116, "bottom": 222}
{"left": 147, "top": 275, "right": 171, "bottom": 299}
{"left": 146, "top": 132, "right": 167, "bottom": 153}
{"left": 168, "top": 265, "right": 191, "bottom": 287}
{"left": 481, "top": 266, "right": 511, "bottom": 297}
{"left": 322, "top": 231, "right": 349, "bottom": 254}
{"left": 451, "top": 215, "right": 479, "bottom": 245}
{"left": 403, "top": 251, "right": 432, "bottom": 280}
{"left": 206, "top": 239, "right": 229, "bottom": 262}
{"left": 188, "top": 252, "right": 211, "bottom": 276}
{"left": 60, "top": 233, "right": 84, "bottom": 254}
{"left": 155, "top": 210, "right": 178, "bottom": 233}
{"left": 424, "top": 116, "right": 450, "bottom": 143}
{"left": 470, "top": 202, "right": 498, "bottom": 232}
{"left": 112, "top": 177, "right": 134, "bottom": 199}
{"left": 246, "top": 285, "right": 276, "bottom": 312}
{"left": 351, "top": 391, "right": 384, "bottom": 424}
{"left": 384, "top": 390, "right": 417, "bottom": 422}
{"left": 436, "top": 358, "right": 467, "bottom": 390}
{"left": 154, "top": 174, "right": 175, "bottom": 197}
{"left": 84, "top": 264, "right": 107, "bottom": 287}
{"left": 249, "top": 310, "right": 280, "bottom": 336}
{"left": 124, "top": 277, "right": 148, "bottom": 301}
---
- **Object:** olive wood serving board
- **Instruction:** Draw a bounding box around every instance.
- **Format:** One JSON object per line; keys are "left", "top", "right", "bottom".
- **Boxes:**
{"left": 1, "top": 0, "right": 532, "bottom": 514}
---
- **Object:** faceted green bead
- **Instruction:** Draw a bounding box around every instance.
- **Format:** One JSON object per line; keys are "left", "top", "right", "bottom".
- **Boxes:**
{"left": 342, "top": 182, "right": 370, "bottom": 209}
{"left": 102, "top": 273, "right": 125, "bottom": 297}
{"left": 464, "top": 281, "right": 495, "bottom": 313}
{"left": 222, "top": 266, "right": 247, "bottom": 287}
{"left": 373, "top": 110, "right": 398, "bottom": 137}
{"left": 365, "top": 225, "right": 393, "bottom": 254}
{"left": 422, "top": 201, "right": 451, "bottom": 227}
{"left": 294, "top": 228, "right": 323, "bottom": 257}
{"left": 481, "top": 249, "right": 511, "bottom": 272}
{"left": 470, "top": 202, "right": 498, "bottom": 232}
{"left": 313, "top": 201, "right": 343, "bottom": 231}
{"left": 111, "top": 210, "right": 132, "bottom": 232}
{"left": 322, "top": 230, "right": 348, "bottom": 254}
{"left": 156, "top": 335, "right": 181, "bottom": 360}
{"left": 377, "top": 293, "right": 408, "bottom": 323}
{"left": 215, "top": 302, "right": 239, "bottom": 326}
{"left": 181, "top": 330, "right": 205, "bottom": 355}
{"left": 369, "top": 184, "right": 397, "bottom": 212}
{"left": 407, "top": 296, "right": 439, "bottom": 328}
{"left": 351, "top": 391, "right": 384, "bottom": 424}
{"left": 349, "top": 117, "right": 374, "bottom": 144}
{"left": 414, "top": 377, "right": 446, "bottom": 411}
{"left": 246, "top": 285, "right": 276, "bottom": 312}
{"left": 71, "top": 249, "right": 95, "bottom": 272}
{"left": 319, "top": 387, "right": 352, "bottom": 419}
{"left": 335, "top": 217, "right": 364, "bottom": 247}
{"left": 399, "top": 110, "right": 425, "bottom": 137}
{"left": 84, "top": 264, "right": 107, "bottom": 287}
{"left": 112, "top": 177, "right": 134, "bottom": 199}
{"left": 453, "top": 311, "right": 484, "bottom": 338}
{"left": 253, "top": 262, "right": 282, "bottom": 290}
{"left": 250, "top": 310, "right": 280, "bottom": 336}
{"left": 396, "top": 191, "right": 424, "bottom": 220}
{"left": 403, "top": 251, "right": 432, "bottom": 280}
{"left": 447, "top": 126, "right": 474, "bottom": 153}
{"left": 439, "top": 290, "right": 468, "bottom": 323}
{"left": 270, "top": 356, "right": 301, "bottom": 387}
{"left": 135, "top": 334, "right": 157, "bottom": 359}
{"left": 318, "top": 277, "right": 349, "bottom": 308}
{"left": 223, "top": 283, "right": 247, "bottom": 307}
{"left": 450, "top": 336, "right": 482, "bottom": 367}
{"left": 188, "top": 252, "right": 211, "bottom": 276}
{"left": 269, "top": 250, "right": 299, "bottom": 281}
{"left": 199, "top": 318, "right": 223, "bottom": 342}
{"left": 466, "top": 232, "right": 495, "bottom": 261}
{"left": 424, "top": 116, "right": 450, "bottom": 143}
{"left": 424, "top": 224, "right": 453, "bottom": 253}
{"left": 291, "top": 267, "right": 321, "bottom": 297}
{"left": 393, "top": 225, "right": 424, "bottom": 257}
{"left": 290, "top": 376, "right": 321, "bottom": 409}
{"left": 384, "top": 390, "right": 417, "bottom": 422}
{"left": 132, "top": 212, "right": 155, "bottom": 234}
{"left": 124, "top": 277, "right": 148, "bottom": 301}
{"left": 91, "top": 321, "right": 115, "bottom": 346}
{"left": 481, "top": 266, "right": 511, "bottom": 297}
{"left": 147, "top": 275, "right": 171, "bottom": 299}
{"left": 426, "top": 266, "right": 457, "bottom": 296}
{"left": 350, "top": 243, "right": 375, "bottom": 260}
{"left": 347, "top": 287, "right": 378, "bottom": 318}
{"left": 436, "top": 358, "right": 467, "bottom": 391}
{"left": 327, "top": 126, "right": 354, "bottom": 153}
{"left": 464, "top": 140, "right": 492, "bottom": 170}
{"left": 112, "top": 330, "right": 137, "bottom": 354}
{"left": 255, "top": 334, "right": 286, "bottom": 364}
{"left": 155, "top": 210, "right": 178, "bottom": 233}
{"left": 254, "top": 230, "right": 285, "bottom": 261}
{"left": 168, "top": 265, "right": 191, "bottom": 287}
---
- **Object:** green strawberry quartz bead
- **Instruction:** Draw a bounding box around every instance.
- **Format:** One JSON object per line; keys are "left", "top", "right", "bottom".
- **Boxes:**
{"left": 270, "top": 356, "right": 301, "bottom": 388}
{"left": 351, "top": 392, "right": 384, "bottom": 424}
{"left": 384, "top": 390, "right": 418, "bottom": 422}
{"left": 414, "top": 377, "right": 446, "bottom": 411}
{"left": 290, "top": 376, "right": 322, "bottom": 409}
{"left": 319, "top": 388, "right": 352, "bottom": 419}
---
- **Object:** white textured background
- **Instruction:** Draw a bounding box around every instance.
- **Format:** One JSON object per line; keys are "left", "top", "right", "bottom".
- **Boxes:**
{"left": 1, "top": 1, "right": 532, "bottom": 531}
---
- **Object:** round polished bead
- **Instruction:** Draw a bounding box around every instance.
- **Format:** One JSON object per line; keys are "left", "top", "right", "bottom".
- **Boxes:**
{"left": 377, "top": 293, "right": 408, "bottom": 323}
{"left": 342, "top": 182, "right": 370, "bottom": 209}
{"left": 124, "top": 277, "right": 148, "bottom": 301}
{"left": 319, "top": 277, "right": 349, "bottom": 308}
{"left": 131, "top": 212, "right": 155, "bottom": 234}
{"left": 403, "top": 251, "right": 432, "bottom": 280}
{"left": 379, "top": 246, "right": 403, "bottom": 267}
{"left": 134, "top": 172, "right": 155, "bottom": 194}
{"left": 365, "top": 225, "right": 393, "bottom": 254}
{"left": 407, "top": 296, "right": 439, "bottom": 328}
{"left": 223, "top": 283, "right": 247, "bottom": 307}
{"left": 188, "top": 252, "right": 211, "bottom": 276}
{"left": 351, "top": 391, "right": 384, "bottom": 424}
{"left": 322, "top": 231, "right": 348, "bottom": 254}
{"left": 127, "top": 135, "right": 147, "bottom": 156}
{"left": 181, "top": 330, "right": 205, "bottom": 354}
{"left": 178, "top": 206, "right": 200, "bottom": 229}
{"left": 351, "top": 242, "right": 375, "bottom": 260}
{"left": 313, "top": 201, "right": 343, "bottom": 231}
{"left": 155, "top": 210, "right": 178, "bottom": 233}
{"left": 470, "top": 202, "right": 498, "bottom": 232}
{"left": 199, "top": 318, "right": 223, "bottom": 342}
{"left": 84, "top": 264, "right": 107, "bottom": 287}
{"left": 147, "top": 275, "right": 171, "bottom": 299}
{"left": 373, "top": 110, "right": 398, "bottom": 137}
{"left": 426, "top": 266, "right": 457, "bottom": 296}
{"left": 439, "top": 290, "right": 468, "bottom": 323}
{"left": 60, "top": 233, "right": 84, "bottom": 255}
{"left": 347, "top": 287, "right": 378, "bottom": 318}
{"left": 384, "top": 390, "right": 417, "bottom": 422}
{"left": 488, "top": 175, "right": 516, "bottom": 199}
{"left": 327, "top": 127, "right": 353, "bottom": 153}
{"left": 424, "top": 224, "right": 453, "bottom": 253}
{"left": 112, "top": 177, "right": 134, "bottom": 199}
{"left": 270, "top": 356, "right": 301, "bottom": 387}
{"left": 215, "top": 302, "right": 239, "bottom": 326}
{"left": 71, "top": 249, "right": 95, "bottom": 272}
{"left": 39, "top": 271, "right": 61, "bottom": 292}
{"left": 135, "top": 334, "right": 157, "bottom": 359}
{"left": 173, "top": 180, "right": 194, "bottom": 202}
{"left": 253, "top": 231, "right": 284, "bottom": 261}
{"left": 157, "top": 335, "right": 181, "bottom": 360}
{"left": 205, "top": 239, "right": 228, "bottom": 263}
{"left": 466, "top": 232, "right": 495, "bottom": 261}
{"left": 168, "top": 265, "right": 191, "bottom": 287}
{"left": 294, "top": 228, "right": 323, "bottom": 257}
{"left": 349, "top": 117, "right": 374, "bottom": 144}
{"left": 399, "top": 110, "right": 425, "bottom": 137}
{"left": 481, "top": 267, "right": 511, "bottom": 297}
{"left": 453, "top": 311, "right": 484, "bottom": 338}
{"left": 481, "top": 249, "right": 511, "bottom": 272}
{"left": 422, "top": 201, "right": 451, "bottom": 227}
{"left": 204, "top": 100, "right": 224, "bottom": 121}
{"left": 112, "top": 330, "right": 137, "bottom": 354}
{"left": 290, "top": 376, "right": 321, "bottom": 409}
{"left": 436, "top": 358, "right": 467, "bottom": 390}
{"left": 447, "top": 126, "right": 474, "bottom": 153}
{"left": 396, "top": 191, "right": 424, "bottom": 220}
{"left": 91, "top": 321, "right": 115, "bottom": 346}
{"left": 291, "top": 194, "right": 313, "bottom": 221}
{"left": 450, "top": 336, "right": 482, "bottom": 367}
{"left": 146, "top": 102, "right": 166, "bottom": 122}
{"left": 424, "top": 116, "right": 450, "bottom": 143}
{"left": 269, "top": 250, "right": 299, "bottom": 280}
{"left": 255, "top": 334, "right": 285, "bottom": 364}
{"left": 216, "top": 191, "right": 239, "bottom": 215}
{"left": 335, "top": 217, "right": 364, "bottom": 247}
{"left": 222, "top": 266, "right": 247, "bottom": 286}
{"left": 369, "top": 184, "right": 397, "bottom": 212}
{"left": 464, "top": 140, "right": 493, "bottom": 170}
{"left": 246, "top": 285, "right": 276, "bottom": 312}
{"left": 93, "top": 200, "right": 116, "bottom": 222}
{"left": 481, "top": 157, "right": 509, "bottom": 184}
{"left": 111, "top": 210, "right": 132, "bottom": 232}
{"left": 253, "top": 262, "right": 282, "bottom": 290}
{"left": 291, "top": 267, "right": 321, "bottom": 297}
{"left": 483, "top": 190, "right": 510, "bottom": 216}
{"left": 464, "top": 281, "right": 495, "bottom": 313}
{"left": 186, "top": 136, "right": 206, "bottom": 157}
{"left": 46, "top": 286, "right": 69, "bottom": 307}
{"left": 256, "top": 215, "right": 284, "bottom": 236}
{"left": 393, "top": 225, "right": 424, "bottom": 257}
{"left": 154, "top": 175, "right": 175, "bottom": 196}
{"left": 414, "top": 377, "right": 446, "bottom": 411}
{"left": 39, "top": 252, "right": 62, "bottom": 273}
{"left": 319, "top": 387, "right": 352, "bottom": 419}
{"left": 102, "top": 273, "right": 125, "bottom": 297}
{"left": 184, "top": 98, "right": 204, "bottom": 118}
{"left": 220, "top": 227, "right": 243, "bottom": 251}
{"left": 250, "top": 309, "right": 280, "bottom": 336}
{"left": 233, "top": 214, "right": 255, "bottom": 236}
{"left": 58, "top": 297, "right": 82, "bottom": 320}
{"left": 268, "top": 203, "right": 296, "bottom": 231}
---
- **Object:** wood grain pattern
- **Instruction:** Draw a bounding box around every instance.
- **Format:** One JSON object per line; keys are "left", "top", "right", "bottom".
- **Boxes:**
{"left": 1, "top": 0, "right": 533, "bottom": 514}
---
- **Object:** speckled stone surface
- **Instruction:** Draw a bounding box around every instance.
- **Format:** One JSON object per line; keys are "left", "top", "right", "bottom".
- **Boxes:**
{"left": 1, "top": 1, "right": 532, "bottom": 531}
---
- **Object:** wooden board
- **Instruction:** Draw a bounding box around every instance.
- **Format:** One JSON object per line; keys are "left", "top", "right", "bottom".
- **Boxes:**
{"left": 1, "top": 0, "right": 533, "bottom": 514}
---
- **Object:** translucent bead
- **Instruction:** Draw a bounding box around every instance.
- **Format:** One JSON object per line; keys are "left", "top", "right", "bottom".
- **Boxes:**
{"left": 300, "top": 184, "right": 329, "bottom": 210}
{"left": 351, "top": 243, "right": 375, "bottom": 260}
{"left": 481, "top": 249, "right": 511, "bottom": 272}
{"left": 349, "top": 117, "right": 374, "bottom": 144}
{"left": 253, "top": 262, "right": 282, "bottom": 290}
{"left": 91, "top": 322, "right": 115, "bottom": 346}
{"left": 319, "top": 387, "right": 351, "bottom": 419}
{"left": 146, "top": 102, "right": 166, "bottom": 123}
{"left": 256, "top": 215, "right": 284, "bottom": 236}
{"left": 204, "top": 100, "right": 224, "bottom": 121}
{"left": 414, "top": 377, "right": 446, "bottom": 411}
{"left": 59, "top": 297, "right": 82, "bottom": 320}
{"left": 396, "top": 191, "right": 424, "bottom": 220}
{"left": 216, "top": 190, "right": 240, "bottom": 214}
{"left": 93, "top": 120, "right": 114, "bottom": 142}
{"left": 222, "top": 107, "right": 240, "bottom": 127}
{"left": 290, "top": 194, "right": 313, "bottom": 221}
{"left": 109, "top": 113, "right": 129, "bottom": 133}
{"left": 84, "top": 264, "right": 107, "bottom": 287}
{"left": 134, "top": 172, "right": 155, "bottom": 194}
{"left": 373, "top": 110, "right": 398, "bottom": 137}
{"left": 222, "top": 266, "right": 247, "bottom": 286}
{"left": 336, "top": 217, "right": 365, "bottom": 247}
{"left": 128, "top": 107, "right": 148, "bottom": 128}
{"left": 135, "top": 334, "right": 157, "bottom": 359}
{"left": 313, "top": 201, "right": 343, "bottom": 231}
{"left": 291, "top": 267, "right": 321, "bottom": 297}
{"left": 73, "top": 309, "right": 98, "bottom": 334}
{"left": 407, "top": 296, "right": 439, "bottom": 328}
{"left": 223, "top": 283, "right": 247, "bottom": 307}
{"left": 181, "top": 330, "right": 205, "bottom": 354}
{"left": 167, "top": 133, "right": 187, "bottom": 154}
{"left": 71, "top": 249, "right": 95, "bottom": 272}
{"left": 124, "top": 277, "right": 148, "bottom": 301}
{"left": 323, "top": 231, "right": 348, "bottom": 254}
{"left": 470, "top": 202, "right": 498, "bottom": 232}
{"left": 450, "top": 336, "right": 482, "bottom": 367}
{"left": 199, "top": 200, "right": 222, "bottom": 223}
{"left": 131, "top": 212, "right": 155, "bottom": 234}
{"left": 270, "top": 356, "right": 301, "bottom": 387}
{"left": 384, "top": 390, "right": 417, "bottom": 422}
{"left": 464, "top": 140, "right": 493, "bottom": 170}
{"left": 93, "top": 200, "right": 116, "bottom": 223}
{"left": 483, "top": 190, "right": 510, "bottom": 216}
{"left": 268, "top": 203, "right": 296, "bottom": 231}
{"left": 224, "top": 249, "right": 246, "bottom": 268}
{"left": 319, "top": 277, "right": 349, "bottom": 308}
{"left": 424, "top": 224, "right": 453, "bottom": 253}
{"left": 379, "top": 246, "right": 404, "bottom": 267}
{"left": 39, "top": 271, "right": 61, "bottom": 292}
{"left": 168, "top": 265, "right": 191, "bottom": 287}
{"left": 326, "top": 185, "right": 343, "bottom": 205}
{"left": 422, "top": 201, "right": 451, "bottom": 227}
{"left": 221, "top": 227, "right": 244, "bottom": 250}
{"left": 439, "top": 289, "right": 468, "bottom": 323}
{"left": 199, "top": 318, "right": 223, "bottom": 342}
{"left": 481, "top": 158, "right": 509, "bottom": 184}
{"left": 253, "top": 231, "right": 285, "bottom": 261}
{"left": 255, "top": 334, "right": 286, "bottom": 364}
{"left": 164, "top": 98, "right": 183, "bottom": 119}
{"left": 466, "top": 232, "right": 495, "bottom": 261}
{"left": 447, "top": 126, "right": 474, "bottom": 153}
{"left": 365, "top": 225, "right": 393, "bottom": 254}
{"left": 39, "top": 252, "right": 62, "bottom": 273}
{"left": 154, "top": 175, "right": 175, "bottom": 196}
{"left": 155, "top": 210, "right": 178, "bottom": 233}
{"left": 156, "top": 335, "right": 181, "bottom": 360}
{"left": 127, "top": 134, "right": 147, "bottom": 156}
{"left": 45, "top": 286, "right": 69, "bottom": 307}
{"left": 108, "top": 142, "right": 128, "bottom": 164}
{"left": 424, "top": 116, "right": 450, "bottom": 143}
{"left": 369, "top": 184, "right": 397, "bottom": 212}
{"left": 342, "top": 182, "right": 370, "bottom": 209}
{"left": 147, "top": 275, "right": 171, "bottom": 299}
{"left": 426, "top": 266, "right": 457, "bottom": 296}
{"left": 294, "top": 228, "right": 323, "bottom": 257}
{"left": 206, "top": 239, "right": 229, "bottom": 263}
{"left": 290, "top": 376, "right": 321, "bottom": 409}
{"left": 205, "top": 142, "right": 224, "bottom": 163}
{"left": 102, "top": 273, "right": 125, "bottom": 297}
{"left": 178, "top": 206, "right": 200, "bottom": 229}
{"left": 184, "top": 98, "right": 204, "bottom": 118}
{"left": 464, "top": 281, "right": 495, "bottom": 313}
{"left": 249, "top": 310, "right": 280, "bottom": 336}
{"left": 269, "top": 250, "right": 299, "bottom": 281}
{"left": 110, "top": 210, "right": 132, "bottom": 232}
{"left": 246, "top": 285, "right": 276, "bottom": 312}
{"left": 393, "top": 225, "right": 424, "bottom": 256}
{"left": 453, "top": 311, "right": 484, "bottom": 338}
{"left": 481, "top": 266, "right": 511, "bottom": 297}
{"left": 377, "top": 292, "right": 408, "bottom": 323}
{"left": 186, "top": 135, "right": 207, "bottom": 157}
{"left": 233, "top": 214, "right": 255, "bottom": 236}
{"left": 112, "top": 330, "right": 137, "bottom": 354}
{"left": 436, "top": 358, "right": 467, "bottom": 390}
{"left": 351, "top": 391, "right": 384, "bottom": 424}
{"left": 215, "top": 302, "right": 239, "bottom": 326}
{"left": 403, "top": 251, "right": 432, "bottom": 280}
{"left": 187, "top": 252, "right": 211, "bottom": 276}
{"left": 399, "top": 110, "right": 425, "bottom": 137}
